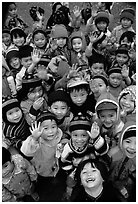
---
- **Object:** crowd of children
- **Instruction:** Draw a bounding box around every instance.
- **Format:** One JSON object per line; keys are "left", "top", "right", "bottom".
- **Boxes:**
{"left": 2, "top": 2, "right": 136, "bottom": 202}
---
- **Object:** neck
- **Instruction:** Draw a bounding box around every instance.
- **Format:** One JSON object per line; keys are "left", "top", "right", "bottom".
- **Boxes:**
{"left": 85, "top": 184, "right": 103, "bottom": 198}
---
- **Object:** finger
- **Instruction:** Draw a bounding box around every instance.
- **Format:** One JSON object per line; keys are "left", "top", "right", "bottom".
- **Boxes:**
{"left": 87, "top": 131, "right": 92, "bottom": 137}
{"left": 38, "top": 122, "right": 41, "bottom": 130}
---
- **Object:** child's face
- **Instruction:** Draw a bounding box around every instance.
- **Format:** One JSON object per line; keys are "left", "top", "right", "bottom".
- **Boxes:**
{"left": 2, "top": 161, "right": 14, "bottom": 178}
{"left": 49, "top": 101, "right": 68, "bottom": 120}
{"left": 8, "top": 3, "right": 17, "bottom": 17}
{"left": 33, "top": 33, "right": 46, "bottom": 48}
{"left": 90, "top": 78, "right": 107, "bottom": 100}
{"left": 120, "top": 93, "right": 135, "bottom": 114}
{"left": 120, "top": 37, "right": 131, "bottom": 48}
{"left": 80, "top": 163, "right": 103, "bottom": 189}
{"left": 9, "top": 57, "right": 20, "bottom": 69}
{"left": 6, "top": 107, "right": 22, "bottom": 123}
{"left": 2, "top": 33, "right": 11, "bottom": 46}
{"left": 21, "top": 56, "right": 32, "bottom": 68}
{"left": 13, "top": 35, "right": 25, "bottom": 48}
{"left": 90, "top": 63, "right": 104, "bottom": 75}
{"left": 72, "top": 38, "right": 83, "bottom": 53}
{"left": 27, "top": 86, "right": 43, "bottom": 101}
{"left": 109, "top": 73, "right": 122, "bottom": 88}
{"left": 98, "top": 109, "right": 117, "bottom": 128}
{"left": 70, "top": 88, "right": 88, "bottom": 106}
{"left": 123, "top": 137, "right": 136, "bottom": 159}
{"left": 40, "top": 119, "right": 58, "bottom": 141}
{"left": 121, "top": 18, "right": 132, "bottom": 29}
{"left": 96, "top": 21, "right": 108, "bottom": 32}
{"left": 71, "top": 129, "right": 89, "bottom": 148}
{"left": 116, "top": 53, "right": 129, "bottom": 65}
{"left": 56, "top": 37, "right": 67, "bottom": 48}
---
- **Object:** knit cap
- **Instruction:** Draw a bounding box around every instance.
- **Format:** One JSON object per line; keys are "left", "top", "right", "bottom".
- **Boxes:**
{"left": 2, "top": 147, "right": 11, "bottom": 165}
{"left": 22, "top": 73, "right": 42, "bottom": 89}
{"left": 37, "top": 111, "right": 58, "bottom": 124}
{"left": 50, "top": 24, "right": 68, "bottom": 39}
{"left": 115, "top": 44, "right": 129, "bottom": 56}
{"left": 48, "top": 88, "right": 71, "bottom": 106}
{"left": 95, "top": 11, "right": 109, "bottom": 26}
{"left": 120, "top": 8, "right": 135, "bottom": 24}
{"left": 19, "top": 45, "right": 33, "bottom": 59}
{"left": 2, "top": 96, "right": 20, "bottom": 122}
{"left": 92, "top": 74, "right": 108, "bottom": 86}
{"left": 69, "top": 112, "right": 91, "bottom": 132}
{"left": 6, "top": 47, "right": 19, "bottom": 63}
{"left": 107, "top": 67, "right": 122, "bottom": 76}
{"left": 2, "top": 28, "right": 10, "bottom": 34}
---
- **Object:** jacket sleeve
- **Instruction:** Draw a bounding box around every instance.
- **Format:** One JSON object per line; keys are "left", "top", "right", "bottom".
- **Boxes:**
{"left": 20, "top": 136, "right": 40, "bottom": 157}
{"left": 93, "top": 134, "right": 109, "bottom": 155}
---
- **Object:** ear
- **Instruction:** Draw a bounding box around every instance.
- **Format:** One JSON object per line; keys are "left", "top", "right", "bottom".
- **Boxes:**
{"left": 47, "top": 106, "right": 51, "bottom": 112}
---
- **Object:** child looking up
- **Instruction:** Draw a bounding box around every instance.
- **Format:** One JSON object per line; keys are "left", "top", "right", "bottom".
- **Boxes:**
{"left": 2, "top": 147, "right": 38, "bottom": 202}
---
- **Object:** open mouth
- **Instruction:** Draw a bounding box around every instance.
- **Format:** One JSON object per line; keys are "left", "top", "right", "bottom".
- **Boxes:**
{"left": 86, "top": 178, "right": 95, "bottom": 182}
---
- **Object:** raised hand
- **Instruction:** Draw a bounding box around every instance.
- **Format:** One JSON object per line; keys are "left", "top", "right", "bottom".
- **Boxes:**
{"left": 31, "top": 49, "right": 42, "bottom": 65}
{"left": 87, "top": 122, "right": 100, "bottom": 140}
{"left": 121, "top": 64, "right": 129, "bottom": 79}
{"left": 33, "top": 97, "right": 44, "bottom": 110}
{"left": 30, "top": 121, "right": 44, "bottom": 140}
{"left": 72, "top": 6, "right": 81, "bottom": 18}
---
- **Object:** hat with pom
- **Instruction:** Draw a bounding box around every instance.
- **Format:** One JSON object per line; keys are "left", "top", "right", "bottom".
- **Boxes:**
{"left": 19, "top": 45, "right": 33, "bottom": 59}
{"left": 120, "top": 8, "right": 135, "bottom": 24}
{"left": 95, "top": 11, "right": 109, "bottom": 26}
{"left": 50, "top": 24, "right": 68, "bottom": 38}
{"left": 37, "top": 111, "right": 58, "bottom": 124}
{"left": 2, "top": 147, "right": 11, "bottom": 165}
{"left": 69, "top": 112, "right": 91, "bottom": 132}
{"left": 48, "top": 88, "right": 71, "bottom": 106}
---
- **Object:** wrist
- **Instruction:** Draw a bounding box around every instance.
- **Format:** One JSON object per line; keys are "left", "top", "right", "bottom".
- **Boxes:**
{"left": 93, "top": 136, "right": 104, "bottom": 150}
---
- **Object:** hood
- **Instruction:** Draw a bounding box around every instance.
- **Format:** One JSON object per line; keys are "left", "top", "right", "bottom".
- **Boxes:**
{"left": 118, "top": 85, "right": 136, "bottom": 114}
{"left": 95, "top": 92, "right": 119, "bottom": 119}
{"left": 119, "top": 120, "right": 136, "bottom": 151}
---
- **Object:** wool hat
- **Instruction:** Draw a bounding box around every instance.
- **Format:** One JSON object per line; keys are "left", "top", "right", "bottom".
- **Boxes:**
{"left": 120, "top": 8, "right": 135, "bottom": 24}
{"left": 92, "top": 74, "right": 108, "bottom": 86}
{"left": 67, "top": 77, "right": 89, "bottom": 89}
{"left": 2, "top": 147, "right": 11, "bottom": 165}
{"left": 95, "top": 11, "right": 109, "bottom": 26}
{"left": 69, "top": 112, "right": 91, "bottom": 132}
{"left": 2, "top": 96, "right": 20, "bottom": 122}
{"left": 50, "top": 24, "right": 68, "bottom": 38}
{"left": 37, "top": 111, "right": 58, "bottom": 124}
{"left": 123, "top": 127, "right": 136, "bottom": 140}
{"left": 2, "top": 28, "right": 10, "bottom": 34}
{"left": 107, "top": 67, "right": 122, "bottom": 76}
{"left": 19, "top": 45, "right": 33, "bottom": 59}
{"left": 32, "top": 28, "right": 47, "bottom": 40}
{"left": 70, "top": 30, "right": 84, "bottom": 42}
{"left": 22, "top": 73, "right": 42, "bottom": 89}
{"left": 115, "top": 44, "right": 129, "bottom": 56}
{"left": 6, "top": 47, "right": 19, "bottom": 63}
{"left": 48, "top": 88, "right": 71, "bottom": 106}
{"left": 89, "top": 53, "right": 106, "bottom": 68}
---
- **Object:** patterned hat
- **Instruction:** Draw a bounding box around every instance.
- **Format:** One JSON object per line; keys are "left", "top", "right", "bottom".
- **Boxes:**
{"left": 22, "top": 73, "right": 42, "bottom": 89}
{"left": 95, "top": 11, "right": 109, "bottom": 25}
{"left": 37, "top": 111, "right": 58, "bottom": 124}
{"left": 120, "top": 8, "right": 135, "bottom": 24}
{"left": 107, "top": 67, "right": 122, "bottom": 76}
{"left": 115, "top": 44, "right": 129, "bottom": 56}
{"left": 69, "top": 112, "right": 91, "bottom": 132}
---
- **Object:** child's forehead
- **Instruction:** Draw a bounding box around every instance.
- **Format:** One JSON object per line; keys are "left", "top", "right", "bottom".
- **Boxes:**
{"left": 52, "top": 100, "right": 68, "bottom": 106}
{"left": 99, "top": 108, "right": 116, "bottom": 115}
{"left": 123, "top": 136, "right": 136, "bottom": 141}
{"left": 34, "top": 32, "right": 45, "bottom": 38}
{"left": 7, "top": 107, "right": 20, "bottom": 112}
{"left": 72, "top": 38, "right": 82, "bottom": 42}
{"left": 71, "top": 87, "right": 87, "bottom": 93}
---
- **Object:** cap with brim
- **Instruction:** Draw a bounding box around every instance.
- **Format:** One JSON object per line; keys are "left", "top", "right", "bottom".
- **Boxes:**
{"left": 67, "top": 77, "right": 88, "bottom": 89}
{"left": 22, "top": 74, "right": 42, "bottom": 89}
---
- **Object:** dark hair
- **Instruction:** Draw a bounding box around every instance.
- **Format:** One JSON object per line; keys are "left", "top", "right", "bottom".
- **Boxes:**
{"left": 11, "top": 29, "right": 26, "bottom": 42}
{"left": 119, "top": 31, "right": 136, "bottom": 45}
{"left": 74, "top": 158, "right": 109, "bottom": 185}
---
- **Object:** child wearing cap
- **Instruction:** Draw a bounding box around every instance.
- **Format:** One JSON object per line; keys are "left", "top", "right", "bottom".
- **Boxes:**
{"left": 47, "top": 89, "right": 71, "bottom": 133}
{"left": 111, "top": 8, "right": 135, "bottom": 46}
{"left": 60, "top": 113, "right": 108, "bottom": 201}
{"left": 20, "top": 111, "right": 67, "bottom": 200}
{"left": 19, "top": 74, "right": 47, "bottom": 126}
{"left": 15, "top": 45, "right": 42, "bottom": 91}
{"left": 118, "top": 85, "right": 136, "bottom": 123}
{"left": 2, "top": 147, "right": 39, "bottom": 202}
{"left": 2, "top": 96, "right": 31, "bottom": 151}
{"left": 108, "top": 121, "right": 136, "bottom": 202}
{"left": 95, "top": 92, "right": 124, "bottom": 151}
{"left": 2, "top": 28, "right": 12, "bottom": 56}
{"left": 70, "top": 158, "right": 119, "bottom": 202}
